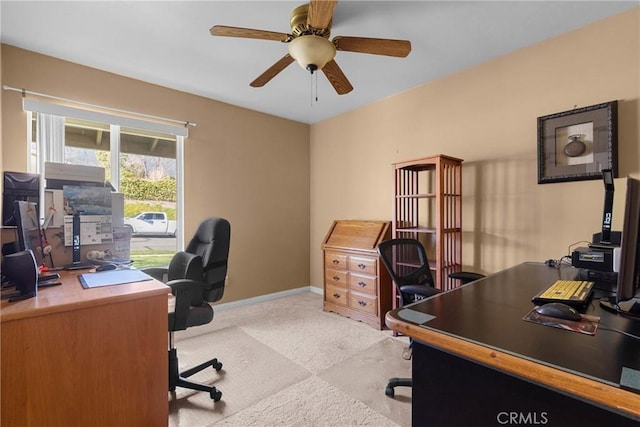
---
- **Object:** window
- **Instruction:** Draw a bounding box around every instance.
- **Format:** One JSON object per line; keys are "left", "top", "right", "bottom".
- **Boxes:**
{"left": 25, "top": 100, "right": 186, "bottom": 268}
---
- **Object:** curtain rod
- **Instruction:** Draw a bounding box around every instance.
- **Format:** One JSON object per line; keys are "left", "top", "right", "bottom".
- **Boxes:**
{"left": 2, "top": 84, "right": 197, "bottom": 128}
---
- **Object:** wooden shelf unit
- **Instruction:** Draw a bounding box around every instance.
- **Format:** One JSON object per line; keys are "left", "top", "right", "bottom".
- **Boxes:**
{"left": 392, "top": 155, "right": 463, "bottom": 294}
{"left": 321, "top": 220, "right": 392, "bottom": 330}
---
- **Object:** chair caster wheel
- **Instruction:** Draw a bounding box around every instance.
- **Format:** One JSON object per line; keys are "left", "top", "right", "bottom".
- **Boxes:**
{"left": 212, "top": 359, "right": 223, "bottom": 371}
{"left": 210, "top": 388, "right": 222, "bottom": 401}
{"left": 385, "top": 386, "right": 395, "bottom": 397}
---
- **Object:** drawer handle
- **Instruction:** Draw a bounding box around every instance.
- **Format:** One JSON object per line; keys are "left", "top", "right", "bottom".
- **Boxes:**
{"left": 333, "top": 276, "right": 340, "bottom": 281}
{"left": 358, "top": 300, "right": 367, "bottom": 307}
{"left": 357, "top": 263, "right": 366, "bottom": 269}
{"left": 333, "top": 293, "right": 341, "bottom": 299}
{"left": 332, "top": 259, "right": 339, "bottom": 264}
{"left": 358, "top": 281, "right": 367, "bottom": 288}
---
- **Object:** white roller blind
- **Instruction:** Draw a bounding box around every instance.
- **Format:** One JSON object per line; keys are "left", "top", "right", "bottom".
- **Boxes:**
{"left": 23, "top": 99, "right": 188, "bottom": 137}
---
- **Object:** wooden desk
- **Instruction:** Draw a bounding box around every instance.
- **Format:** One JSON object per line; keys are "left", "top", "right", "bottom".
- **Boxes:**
{"left": 1, "top": 269, "right": 170, "bottom": 426}
{"left": 386, "top": 262, "right": 640, "bottom": 427}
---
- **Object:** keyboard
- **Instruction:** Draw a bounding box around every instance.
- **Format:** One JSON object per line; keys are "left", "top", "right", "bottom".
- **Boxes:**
{"left": 532, "top": 280, "right": 594, "bottom": 306}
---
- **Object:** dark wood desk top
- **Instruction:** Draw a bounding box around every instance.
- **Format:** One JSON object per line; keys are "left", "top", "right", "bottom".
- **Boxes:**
{"left": 386, "top": 262, "right": 640, "bottom": 420}
{"left": 1, "top": 269, "right": 169, "bottom": 323}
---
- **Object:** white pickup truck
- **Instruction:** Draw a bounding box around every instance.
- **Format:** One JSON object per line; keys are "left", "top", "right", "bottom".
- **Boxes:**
{"left": 123, "top": 212, "right": 177, "bottom": 236}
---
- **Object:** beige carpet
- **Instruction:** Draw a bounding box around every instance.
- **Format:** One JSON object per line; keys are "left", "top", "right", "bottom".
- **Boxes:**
{"left": 169, "top": 292, "right": 412, "bottom": 427}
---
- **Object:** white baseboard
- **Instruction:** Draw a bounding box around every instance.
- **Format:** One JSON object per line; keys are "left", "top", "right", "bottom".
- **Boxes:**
{"left": 213, "top": 285, "right": 323, "bottom": 312}
{"left": 173, "top": 285, "right": 324, "bottom": 341}
{"left": 309, "top": 285, "right": 323, "bottom": 295}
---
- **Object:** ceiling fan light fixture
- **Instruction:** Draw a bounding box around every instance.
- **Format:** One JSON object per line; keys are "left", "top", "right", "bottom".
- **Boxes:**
{"left": 287, "top": 35, "right": 336, "bottom": 73}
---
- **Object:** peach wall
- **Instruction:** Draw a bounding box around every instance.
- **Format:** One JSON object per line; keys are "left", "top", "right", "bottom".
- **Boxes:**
{"left": 2, "top": 8, "right": 639, "bottom": 301}
{"left": 310, "top": 8, "right": 640, "bottom": 287}
{"left": 1, "top": 45, "right": 311, "bottom": 303}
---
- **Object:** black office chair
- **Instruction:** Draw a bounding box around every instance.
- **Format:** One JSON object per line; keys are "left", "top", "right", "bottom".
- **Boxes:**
{"left": 377, "top": 238, "right": 484, "bottom": 397}
{"left": 144, "top": 217, "right": 230, "bottom": 401}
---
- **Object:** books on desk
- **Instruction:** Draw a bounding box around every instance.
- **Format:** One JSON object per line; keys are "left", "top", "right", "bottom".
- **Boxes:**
{"left": 78, "top": 269, "right": 153, "bottom": 289}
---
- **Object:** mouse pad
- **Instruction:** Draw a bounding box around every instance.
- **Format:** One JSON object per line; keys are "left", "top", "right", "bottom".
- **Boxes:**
{"left": 522, "top": 307, "right": 600, "bottom": 335}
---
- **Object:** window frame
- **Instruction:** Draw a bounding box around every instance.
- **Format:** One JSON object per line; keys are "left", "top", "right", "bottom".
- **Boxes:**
{"left": 24, "top": 100, "right": 186, "bottom": 251}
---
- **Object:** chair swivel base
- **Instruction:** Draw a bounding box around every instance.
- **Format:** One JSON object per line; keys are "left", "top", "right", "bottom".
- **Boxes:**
{"left": 385, "top": 377, "right": 412, "bottom": 397}
{"left": 169, "top": 348, "right": 223, "bottom": 401}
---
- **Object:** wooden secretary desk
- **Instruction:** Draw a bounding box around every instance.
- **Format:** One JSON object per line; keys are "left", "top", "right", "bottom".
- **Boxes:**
{"left": 321, "top": 220, "right": 392, "bottom": 329}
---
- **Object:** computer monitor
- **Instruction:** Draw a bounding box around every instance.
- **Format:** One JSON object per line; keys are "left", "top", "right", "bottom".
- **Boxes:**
{"left": 600, "top": 176, "right": 640, "bottom": 316}
{"left": 14, "top": 200, "right": 47, "bottom": 269}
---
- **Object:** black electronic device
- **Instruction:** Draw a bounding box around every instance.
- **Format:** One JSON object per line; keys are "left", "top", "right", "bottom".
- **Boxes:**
{"left": 600, "top": 177, "right": 640, "bottom": 317}
{"left": 535, "top": 302, "right": 582, "bottom": 321}
{"left": 578, "top": 268, "right": 618, "bottom": 291}
{"left": 599, "top": 168, "right": 615, "bottom": 244}
{"left": 571, "top": 247, "right": 618, "bottom": 272}
{"left": 572, "top": 169, "right": 621, "bottom": 274}
{"left": 63, "top": 211, "right": 93, "bottom": 270}
{"left": 2, "top": 171, "right": 40, "bottom": 226}
{"left": 588, "top": 169, "right": 620, "bottom": 248}
{"left": 2, "top": 250, "right": 38, "bottom": 301}
{"left": 95, "top": 263, "right": 117, "bottom": 272}
{"left": 72, "top": 212, "right": 82, "bottom": 264}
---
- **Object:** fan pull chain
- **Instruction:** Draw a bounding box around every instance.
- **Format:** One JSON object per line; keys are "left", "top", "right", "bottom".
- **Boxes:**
{"left": 309, "top": 71, "right": 319, "bottom": 107}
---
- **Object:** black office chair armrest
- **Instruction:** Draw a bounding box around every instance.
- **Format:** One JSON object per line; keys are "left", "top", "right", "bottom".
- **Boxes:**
{"left": 167, "top": 278, "right": 211, "bottom": 303}
{"left": 449, "top": 271, "right": 485, "bottom": 285}
{"left": 400, "top": 284, "right": 440, "bottom": 299}
{"left": 142, "top": 266, "right": 168, "bottom": 282}
{"left": 167, "top": 278, "right": 211, "bottom": 331}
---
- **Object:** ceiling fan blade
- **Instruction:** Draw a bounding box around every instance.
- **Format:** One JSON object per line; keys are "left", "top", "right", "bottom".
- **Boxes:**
{"left": 308, "top": 0, "right": 338, "bottom": 30}
{"left": 322, "top": 59, "right": 353, "bottom": 95}
{"left": 210, "top": 25, "right": 291, "bottom": 42}
{"left": 333, "top": 36, "right": 411, "bottom": 57}
{"left": 250, "top": 54, "right": 295, "bottom": 87}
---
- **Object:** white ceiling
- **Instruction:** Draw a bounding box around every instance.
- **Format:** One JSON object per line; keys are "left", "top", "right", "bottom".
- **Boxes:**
{"left": 1, "top": 1, "right": 637, "bottom": 124}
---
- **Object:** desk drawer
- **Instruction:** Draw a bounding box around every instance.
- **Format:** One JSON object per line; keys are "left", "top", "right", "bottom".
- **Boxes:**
{"left": 348, "top": 256, "right": 377, "bottom": 276}
{"left": 325, "top": 252, "right": 348, "bottom": 270}
{"left": 348, "top": 273, "right": 377, "bottom": 295}
{"left": 325, "top": 269, "right": 347, "bottom": 287}
{"left": 326, "top": 284, "right": 347, "bottom": 306}
{"left": 348, "top": 292, "right": 378, "bottom": 315}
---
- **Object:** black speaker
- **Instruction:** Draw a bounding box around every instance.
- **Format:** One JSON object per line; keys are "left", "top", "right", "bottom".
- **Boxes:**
{"left": 3, "top": 250, "right": 38, "bottom": 301}
{"left": 2, "top": 171, "right": 40, "bottom": 227}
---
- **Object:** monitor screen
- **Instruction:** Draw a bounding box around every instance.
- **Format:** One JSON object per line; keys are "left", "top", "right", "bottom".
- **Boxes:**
{"left": 14, "top": 200, "right": 46, "bottom": 268}
{"left": 611, "top": 176, "right": 640, "bottom": 316}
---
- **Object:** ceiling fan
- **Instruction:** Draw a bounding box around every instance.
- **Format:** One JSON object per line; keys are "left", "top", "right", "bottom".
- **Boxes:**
{"left": 210, "top": 0, "right": 411, "bottom": 95}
